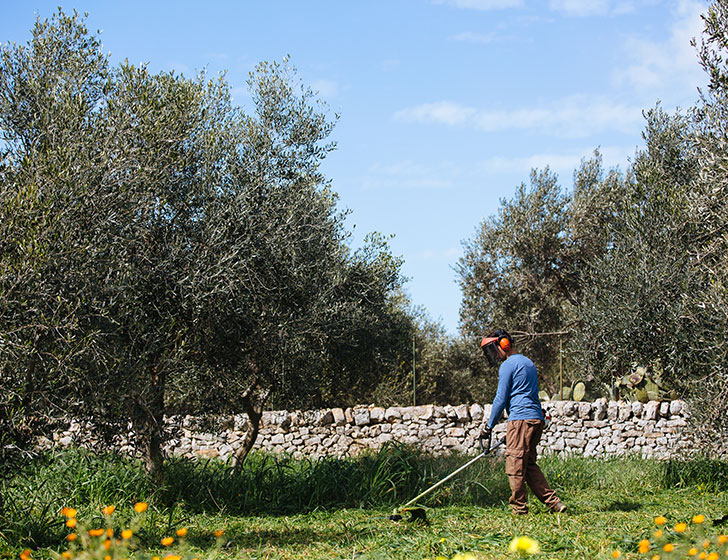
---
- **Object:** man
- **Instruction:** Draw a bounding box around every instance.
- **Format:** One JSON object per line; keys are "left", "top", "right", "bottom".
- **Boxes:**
{"left": 480, "top": 329, "right": 566, "bottom": 515}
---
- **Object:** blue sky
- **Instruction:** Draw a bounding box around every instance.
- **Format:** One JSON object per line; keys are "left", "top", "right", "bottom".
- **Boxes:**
{"left": 2, "top": 0, "right": 709, "bottom": 335}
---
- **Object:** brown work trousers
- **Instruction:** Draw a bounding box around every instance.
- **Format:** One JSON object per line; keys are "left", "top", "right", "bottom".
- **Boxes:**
{"left": 505, "top": 419, "right": 560, "bottom": 514}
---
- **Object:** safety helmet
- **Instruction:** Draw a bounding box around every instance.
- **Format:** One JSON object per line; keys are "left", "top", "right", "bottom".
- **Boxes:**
{"left": 480, "top": 329, "right": 513, "bottom": 366}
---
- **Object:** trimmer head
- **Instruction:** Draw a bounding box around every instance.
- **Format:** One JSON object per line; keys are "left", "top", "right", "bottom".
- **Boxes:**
{"left": 389, "top": 507, "right": 428, "bottom": 523}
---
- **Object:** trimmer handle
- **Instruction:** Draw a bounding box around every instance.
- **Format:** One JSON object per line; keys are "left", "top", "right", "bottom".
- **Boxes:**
{"left": 478, "top": 429, "right": 492, "bottom": 454}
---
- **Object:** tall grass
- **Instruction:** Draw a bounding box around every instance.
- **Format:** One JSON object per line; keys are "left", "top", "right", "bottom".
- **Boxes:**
{"left": 2, "top": 444, "right": 727, "bottom": 554}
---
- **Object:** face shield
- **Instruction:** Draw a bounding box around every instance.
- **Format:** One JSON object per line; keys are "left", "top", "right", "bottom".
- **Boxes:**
{"left": 480, "top": 337, "right": 501, "bottom": 367}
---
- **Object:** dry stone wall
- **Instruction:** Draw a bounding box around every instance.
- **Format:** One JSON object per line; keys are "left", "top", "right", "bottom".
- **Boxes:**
{"left": 49, "top": 399, "right": 695, "bottom": 461}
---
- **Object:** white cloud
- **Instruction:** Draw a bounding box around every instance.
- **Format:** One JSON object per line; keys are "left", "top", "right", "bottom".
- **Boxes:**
{"left": 549, "top": 0, "right": 611, "bottom": 17}
{"left": 613, "top": 0, "right": 706, "bottom": 100}
{"left": 360, "top": 160, "right": 459, "bottom": 190}
{"left": 548, "top": 0, "right": 658, "bottom": 17}
{"left": 395, "top": 101, "right": 477, "bottom": 127}
{"left": 477, "top": 145, "right": 637, "bottom": 179}
{"left": 451, "top": 31, "right": 501, "bottom": 44}
{"left": 311, "top": 79, "right": 340, "bottom": 99}
{"left": 432, "top": 0, "right": 524, "bottom": 10}
{"left": 395, "top": 94, "right": 644, "bottom": 138}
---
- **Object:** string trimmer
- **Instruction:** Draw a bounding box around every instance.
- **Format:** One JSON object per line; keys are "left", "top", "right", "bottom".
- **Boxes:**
{"left": 389, "top": 433, "right": 505, "bottom": 523}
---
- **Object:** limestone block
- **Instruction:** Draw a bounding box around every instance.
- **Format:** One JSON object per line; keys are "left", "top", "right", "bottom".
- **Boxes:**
{"left": 586, "top": 428, "right": 601, "bottom": 439}
{"left": 332, "top": 408, "right": 346, "bottom": 426}
{"left": 418, "top": 428, "right": 434, "bottom": 439}
{"left": 345, "top": 408, "right": 354, "bottom": 424}
{"left": 370, "top": 407, "right": 385, "bottom": 424}
{"left": 445, "top": 427, "right": 466, "bottom": 438}
{"left": 270, "top": 434, "right": 285, "bottom": 445}
{"left": 319, "top": 410, "right": 334, "bottom": 426}
{"left": 670, "top": 400, "right": 683, "bottom": 415}
{"left": 455, "top": 404, "right": 470, "bottom": 422}
{"left": 421, "top": 405, "right": 435, "bottom": 420}
{"left": 631, "top": 401, "right": 643, "bottom": 418}
{"left": 442, "top": 437, "right": 460, "bottom": 447}
{"left": 354, "top": 409, "right": 370, "bottom": 426}
{"left": 607, "top": 401, "right": 619, "bottom": 420}
{"left": 385, "top": 407, "right": 402, "bottom": 421}
{"left": 594, "top": 398, "right": 608, "bottom": 420}
{"left": 444, "top": 405, "right": 457, "bottom": 420}
{"left": 470, "top": 403, "right": 484, "bottom": 422}
{"left": 196, "top": 448, "right": 219, "bottom": 458}
{"left": 643, "top": 401, "right": 659, "bottom": 420}
{"left": 434, "top": 406, "right": 448, "bottom": 418}
{"left": 660, "top": 401, "right": 670, "bottom": 416}
{"left": 578, "top": 402, "right": 592, "bottom": 419}
{"left": 617, "top": 402, "right": 631, "bottom": 421}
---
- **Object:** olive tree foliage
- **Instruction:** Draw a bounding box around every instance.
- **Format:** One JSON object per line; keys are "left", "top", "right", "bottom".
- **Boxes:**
{"left": 0, "top": 10, "right": 406, "bottom": 476}
{"left": 569, "top": 109, "right": 705, "bottom": 397}
{"left": 686, "top": 0, "right": 728, "bottom": 452}
{"left": 456, "top": 155, "right": 627, "bottom": 389}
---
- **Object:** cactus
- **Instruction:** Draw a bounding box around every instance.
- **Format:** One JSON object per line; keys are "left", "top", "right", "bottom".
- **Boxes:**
{"left": 612, "top": 360, "right": 673, "bottom": 402}
{"left": 572, "top": 381, "right": 586, "bottom": 402}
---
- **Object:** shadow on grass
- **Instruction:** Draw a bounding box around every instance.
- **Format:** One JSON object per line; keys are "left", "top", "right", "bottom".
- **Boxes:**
{"left": 605, "top": 500, "right": 641, "bottom": 512}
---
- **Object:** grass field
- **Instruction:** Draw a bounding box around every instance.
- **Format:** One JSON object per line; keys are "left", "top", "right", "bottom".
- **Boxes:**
{"left": 2, "top": 445, "right": 728, "bottom": 560}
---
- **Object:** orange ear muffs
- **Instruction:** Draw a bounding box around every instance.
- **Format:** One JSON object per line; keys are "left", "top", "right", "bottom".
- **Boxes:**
{"left": 498, "top": 337, "right": 511, "bottom": 351}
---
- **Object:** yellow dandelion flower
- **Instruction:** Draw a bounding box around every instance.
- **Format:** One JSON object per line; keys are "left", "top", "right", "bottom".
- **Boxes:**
{"left": 161, "top": 537, "right": 174, "bottom": 547}
{"left": 639, "top": 539, "right": 651, "bottom": 553}
{"left": 101, "top": 505, "right": 115, "bottom": 516}
{"left": 689, "top": 548, "right": 699, "bottom": 556}
{"left": 655, "top": 516, "right": 667, "bottom": 526}
{"left": 213, "top": 529, "right": 224, "bottom": 538}
{"left": 104, "top": 540, "right": 112, "bottom": 550}
{"left": 611, "top": 550, "right": 621, "bottom": 558}
{"left": 663, "top": 543, "right": 675, "bottom": 552}
{"left": 652, "top": 555, "right": 661, "bottom": 560}
{"left": 134, "top": 502, "right": 148, "bottom": 513}
{"left": 106, "top": 528, "right": 114, "bottom": 538}
{"left": 451, "top": 554, "right": 477, "bottom": 560}
{"left": 703, "top": 540, "right": 711, "bottom": 549}
{"left": 121, "top": 529, "right": 133, "bottom": 539}
{"left": 61, "top": 507, "right": 77, "bottom": 519}
{"left": 693, "top": 515, "right": 706, "bottom": 524}
{"left": 654, "top": 530, "right": 664, "bottom": 538}
{"left": 66, "top": 518, "right": 77, "bottom": 529}
{"left": 718, "top": 535, "right": 728, "bottom": 544}
{"left": 163, "top": 555, "right": 181, "bottom": 560}
{"left": 104, "top": 556, "right": 111, "bottom": 560}
{"left": 175, "top": 528, "right": 188, "bottom": 537}
{"left": 509, "top": 536, "right": 540, "bottom": 555}
{"left": 699, "top": 552, "right": 706, "bottom": 559}
{"left": 66, "top": 533, "right": 77, "bottom": 542}
{"left": 61, "top": 552, "right": 72, "bottom": 559}
{"left": 706, "top": 553, "right": 719, "bottom": 560}
{"left": 89, "top": 529, "right": 105, "bottom": 537}
{"left": 20, "top": 549, "right": 32, "bottom": 560}
{"left": 675, "top": 523, "right": 688, "bottom": 533}
{"left": 153, "top": 557, "right": 160, "bottom": 560}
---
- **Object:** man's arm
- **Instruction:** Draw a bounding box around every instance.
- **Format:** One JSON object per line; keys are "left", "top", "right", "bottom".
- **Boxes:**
{"left": 487, "top": 362, "right": 512, "bottom": 428}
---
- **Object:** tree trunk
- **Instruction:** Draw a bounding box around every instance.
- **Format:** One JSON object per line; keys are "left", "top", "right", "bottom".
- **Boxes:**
{"left": 138, "top": 360, "right": 166, "bottom": 483}
{"left": 231, "top": 375, "right": 270, "bottom": 469}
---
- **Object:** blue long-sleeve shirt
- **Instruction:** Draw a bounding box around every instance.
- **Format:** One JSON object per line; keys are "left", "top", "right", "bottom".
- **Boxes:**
{"left": 488, "top": 353, "right": 544, "bottom": 428}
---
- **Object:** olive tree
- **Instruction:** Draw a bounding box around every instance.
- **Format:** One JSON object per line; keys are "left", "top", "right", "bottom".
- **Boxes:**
{"left": 0, "top": 10, "right": 407, "bottom": 477}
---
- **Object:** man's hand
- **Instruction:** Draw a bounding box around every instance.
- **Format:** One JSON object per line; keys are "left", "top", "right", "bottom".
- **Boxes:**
{"left": 479, "top": 426, "right": 492, "bottom": 452}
